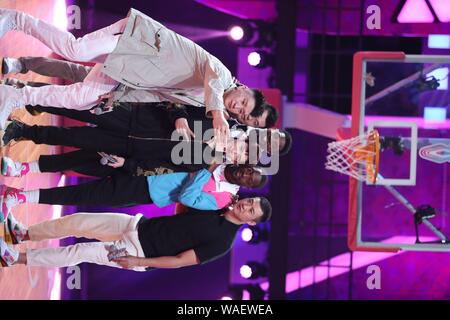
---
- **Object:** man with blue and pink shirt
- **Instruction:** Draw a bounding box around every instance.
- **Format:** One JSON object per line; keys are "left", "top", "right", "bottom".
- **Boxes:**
{"left": 0, "top": 164, "right": 266, "bottom": 226}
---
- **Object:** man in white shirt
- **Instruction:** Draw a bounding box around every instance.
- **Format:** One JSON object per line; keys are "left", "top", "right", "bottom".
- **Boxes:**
{"left": 0, "top": 8, "right": 264, "bottom": 140}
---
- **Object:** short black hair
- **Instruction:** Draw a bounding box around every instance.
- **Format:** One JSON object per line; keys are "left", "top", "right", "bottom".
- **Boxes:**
{"left": 250, "top": 89, "right": 265, "bottom": 117}
{"left": 263, "top": 103, "right": 278, "bottom": 128}
{"left": 279, "top": 129, "right": 292, "bottom": 156}
{"left": 252, "top": 171, "right": 268, "bottom": 189}
{"left": 256, "top": 197, "right": 272, "bottom": 223}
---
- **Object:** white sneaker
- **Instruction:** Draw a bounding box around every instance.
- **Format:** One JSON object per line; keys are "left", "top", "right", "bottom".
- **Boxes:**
{"left": 0, "top": 120, "right": 10, "bottom": 146}
{"left": 5, "top": 212, "right": 28, "bottom": 244}
{"left": 0, "top": 85, "right": 22, "bottom": 130}
{"left": 1, "top": 157, "right": 29, "bottom": 177}
{"left": 0, "top": 237, "right": 18, "bottom": 267}
{"left": 0, "top": 9, "right": 17, "bottom": 39}
{"left": 1, "top": 57, "right": 24, "bottom": 74}
{"left": 0, "top": 186, "right": 27, "bottom": 223}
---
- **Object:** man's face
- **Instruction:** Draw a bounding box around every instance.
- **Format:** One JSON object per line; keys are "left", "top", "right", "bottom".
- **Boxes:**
{"left": 227, "top": 166, "right": 263, "bottom": 188}
{"left": 238, "top": 109, "right": 269, "bottom": 128}
{"left": 226, "top": 138, "right": 249, "bottom": 164}
{"left": 255, "top": 129, "right": 285, "bottom": 155}
{"left": 224, "top": 86, "right": 256, "bottom": 118}
{"left": 232, "top": 198, "right": 263, "bottom": 225}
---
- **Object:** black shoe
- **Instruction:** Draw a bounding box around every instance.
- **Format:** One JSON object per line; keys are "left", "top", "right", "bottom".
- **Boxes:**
{"left": 25, "top": 105, "right": 43, "bottom": 116}
{"left": 1, "top": 77, "right": 27, "bottom": 88}
{"left": 2, "top": 120, "right": 27, "bottom": 146}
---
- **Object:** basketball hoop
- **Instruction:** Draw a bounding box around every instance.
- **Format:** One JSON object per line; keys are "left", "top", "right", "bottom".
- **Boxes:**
{"left": 325, "top": 129, "right": 380, "bottom": 184}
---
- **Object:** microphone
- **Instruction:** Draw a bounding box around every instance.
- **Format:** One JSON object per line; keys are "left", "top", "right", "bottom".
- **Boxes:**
{"left": 98, "top": 152, "right": 118, "bottom": 165}
{"left": 93, "top": 101, "right": 107, "bottom": 115}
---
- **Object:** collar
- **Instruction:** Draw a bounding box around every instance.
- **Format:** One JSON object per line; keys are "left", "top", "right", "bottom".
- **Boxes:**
{"left": 212, "top": 165, "right": 240, "bottom": 195}
{"left": 225, "top": 77, "right": 239, "bottom": 91}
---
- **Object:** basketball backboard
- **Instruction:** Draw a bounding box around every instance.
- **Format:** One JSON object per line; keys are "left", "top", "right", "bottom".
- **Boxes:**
{"left": 348, "top": 52, "right": 449, "bottom": 252}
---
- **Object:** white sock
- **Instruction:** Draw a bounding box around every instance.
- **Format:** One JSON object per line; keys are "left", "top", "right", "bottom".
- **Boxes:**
{"left": 23, "top": 190, "right": 39, "bottom": 204}
{"left": 28, "top": 161, "right": 40, "bottom": 173}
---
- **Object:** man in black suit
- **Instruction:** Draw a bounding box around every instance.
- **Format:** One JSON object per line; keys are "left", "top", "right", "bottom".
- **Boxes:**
{"left": 2, "top": 102, "right": 277, "bottom": 177}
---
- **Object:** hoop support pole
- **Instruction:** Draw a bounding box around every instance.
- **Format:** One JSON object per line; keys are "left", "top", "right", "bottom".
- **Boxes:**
{"left": 365, "top": 63, "right": 443, "bottom": 106}
{"left": 379, "top": 174, "right": 448, "bottom": 242}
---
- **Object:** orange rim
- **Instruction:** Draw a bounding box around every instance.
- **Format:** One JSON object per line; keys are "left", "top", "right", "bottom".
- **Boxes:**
{"left": 371, "top": 129, "right": 380, "bottom": 183}
{"left": 373, "top": 129, "right": 380, "bottom": 183}
{"left": 363, "top": 129, "right": 380, "bottom": 184}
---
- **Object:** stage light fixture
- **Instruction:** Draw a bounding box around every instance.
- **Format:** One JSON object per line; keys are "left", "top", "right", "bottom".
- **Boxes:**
{"left": 220, "top": 286, "right": 243, "bottom": 300}
{"left": 240, "top": 264, "right": 253, "bottom": 279}
{"left": 246, "top": 284, "right": 266, "bottom": 300}
{"left": 424, "top": 106, "right": 447, "bottom": 122}
{"left": 426, "top": 67, "right": 449, "bottom": 90}
{"left": 241, "top": 226, "right": 254, "bottom": 242}
{"left": 240, "top": 261, "right": 268, "bottom": 279}
{"left": 240, "top": 225, "right": 269, "bottom": 244}
{"left": 228, "top": 20, "right": 275, "bottom": 48}
{"left": 220, "top": 284, "right": 267, "bottom": 300}
{"left": 428, "top": 35, "right": 450, "bottom": 49}
{"left": 247, "top": 50, "right": 274, "bottom": 69}
{"left": 247, "top": 51, "right": 262, "bottom": 67}
{"left": 229, "top": 26, "right": 244, "bottom": 41}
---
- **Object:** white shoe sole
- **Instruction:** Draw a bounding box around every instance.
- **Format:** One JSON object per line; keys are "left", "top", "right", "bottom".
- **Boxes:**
{"left": 0, "top": 120, "right": 11, "bottom": 145}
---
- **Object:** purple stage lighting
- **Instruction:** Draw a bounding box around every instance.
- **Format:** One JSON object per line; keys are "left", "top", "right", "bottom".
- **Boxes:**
{"left": 229, "top": 26, "right": 244, "bottom": 41}
{"left": 247, "top": 50, "right": 275, "bottom": 69}
{"left": 240, "top": 262, "right": 268, "bottom": 279}
{"left": 239, "top": 264, "right": 253, "bottom": 279}
{"left": 397, "top": 0, "right": 434, "bottom": 23}
{"left": 247, "top": 51, "right": 262, "bottom": 67}
{"left": 241, "top": 227, "right": 254, "bottom": 242}
{"left": 241, "top": 225, "right": 269, "bottom": 244}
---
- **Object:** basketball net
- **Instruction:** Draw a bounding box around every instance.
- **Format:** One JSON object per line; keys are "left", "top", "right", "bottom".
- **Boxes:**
{"left": 325, "top": 129, "right": 380, "bottom": 184}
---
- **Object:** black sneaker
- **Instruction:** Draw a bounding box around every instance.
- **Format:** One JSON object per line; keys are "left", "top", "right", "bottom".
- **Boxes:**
{"left": 25, "top": 105, "right": 43, "bottom": 116}
{"left": 2, "top": 120, "right": 27, "bottom": 146}
{"left": 1, "top": 77, "right": 27, "bottom": 88}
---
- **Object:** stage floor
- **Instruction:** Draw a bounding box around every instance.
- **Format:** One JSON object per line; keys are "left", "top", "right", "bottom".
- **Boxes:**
{"left": 0, "top": 0, "right": 63, "bottom": 300}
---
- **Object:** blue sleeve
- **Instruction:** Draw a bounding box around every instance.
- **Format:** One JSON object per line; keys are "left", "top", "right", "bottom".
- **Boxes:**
{"left": 178, "top": 169, "right": 219, "bottom": 210}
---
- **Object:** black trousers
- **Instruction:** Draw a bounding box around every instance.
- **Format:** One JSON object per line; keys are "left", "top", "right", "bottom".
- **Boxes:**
{"left": 39, "top": 149, "right": 115, "bottom": 177}
{"left": 29, "top": 103, "right": 174, "bottom": 138}
{"left": 39, "top": 174, "right": 152, "bottom": 207}
{"left": 22, "top": 124, "right": 183, "bottom": 160}
{"left": 23, "top": 124, "right": 130, "bottom": 155}
{"left": 23, "top": 104, "right": 177, "bottom": 157}
{"left": 23, "top": 105, "right": 208, "bottom": 175}
{"left": 27, "top": 106, "right": 138, "bottom": 176}
{"left": 30, "top": 105, "right": 132, "bottom": 134}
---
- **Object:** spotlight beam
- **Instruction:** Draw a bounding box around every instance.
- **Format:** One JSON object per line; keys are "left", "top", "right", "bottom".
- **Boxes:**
{"left": 165, "top": 23, "right": 229, "bottom": 42}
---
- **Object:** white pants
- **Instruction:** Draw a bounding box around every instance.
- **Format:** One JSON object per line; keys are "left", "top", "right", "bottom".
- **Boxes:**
{"left": 26, "top": 213, "right": 147, "bottom": 272}
{"left": 6, "top": 11, "right": 128, "bottom": 110}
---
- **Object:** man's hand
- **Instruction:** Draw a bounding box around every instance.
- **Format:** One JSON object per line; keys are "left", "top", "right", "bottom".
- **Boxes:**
{"left": 107, "top": 155, "right": 125, "bottom": 168}
{"left": 89, "top": 91, "right": 115, "bottom": 114}
{"left": 113, "top": 256, "right": 141, "bottom": 269}
{"left": 97, "top": 91, "right": 114, "bottom": 105}
{"left": 175, "top": 118, "right": 195, "bottom": 141}
{"left": 211, "top": 110, "right": 230, "bottom": 147}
